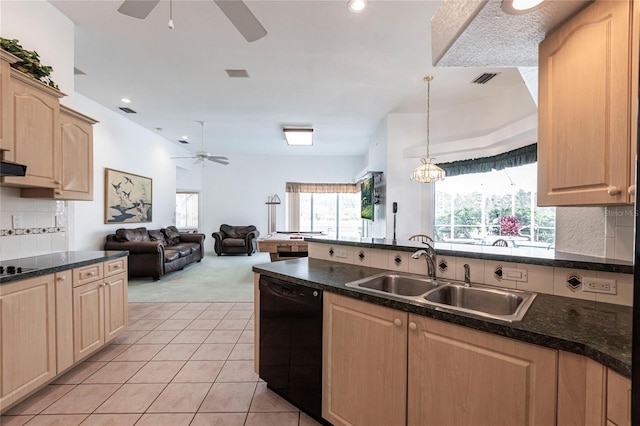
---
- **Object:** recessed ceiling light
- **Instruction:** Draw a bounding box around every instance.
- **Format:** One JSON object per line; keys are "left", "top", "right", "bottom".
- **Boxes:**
{"left": 501, "top": 0, "right": 544, "bottom": 14}
{"left": 284, "top": 128, "right": 313, "bottom": 146}
{"left": 347, "top": 0, "right": 366, "bottom": 13}
{"left": 121, "top": 98, "right": 131, "bottom": 103}
{"left": 181, "top": 135, "right": 188, "bottom": 140}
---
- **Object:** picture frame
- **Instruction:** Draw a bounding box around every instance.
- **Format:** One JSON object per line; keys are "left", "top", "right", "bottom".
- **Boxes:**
{"left": 104, "top": 168, "right": 152, "bottom": 224}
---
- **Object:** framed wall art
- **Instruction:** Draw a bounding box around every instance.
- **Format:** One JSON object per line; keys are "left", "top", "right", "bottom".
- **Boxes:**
{"left": 104, "top": 168, "right": 152, "bottom": 224}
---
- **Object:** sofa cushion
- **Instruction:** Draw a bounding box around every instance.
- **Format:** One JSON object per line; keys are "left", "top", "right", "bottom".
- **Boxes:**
{"left": 162, "top": 226, "right": 181, "bottom": 245}
{"left": 220, "top": 224, "right": 239, "bottom": 238}
{"left": 116, "top": 227, "right": 150, "bottom": 242}
{"left": 171, "top": 244, "right": 193, "bottom": 257}
{"left": 148, "top": 230, "right": 167, "bottom": 245}
{"left": 222, "top": 238, "right": 246, "bottom": 247}
{"left": 164, "top": 249, "right": 180, "bottom": 262}
{"left": 178, "top": 242, "right": 200, "bottom": 255}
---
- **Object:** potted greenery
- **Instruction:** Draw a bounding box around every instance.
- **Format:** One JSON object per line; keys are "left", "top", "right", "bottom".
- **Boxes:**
{"left": 0, "top": 38, "right": 58, "bottom": 89}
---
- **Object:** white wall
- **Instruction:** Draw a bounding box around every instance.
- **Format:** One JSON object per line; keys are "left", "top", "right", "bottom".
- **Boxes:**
{"left": 200, "top": 155, "right": 364, "bottom": 251}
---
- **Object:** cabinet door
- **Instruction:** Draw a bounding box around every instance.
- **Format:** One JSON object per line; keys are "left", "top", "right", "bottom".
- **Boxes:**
{"left": 2, "top": 70, "right": 64, "bottom": 188}
{"left": 56, "top": 106, "right": 95, "bottom": 200}
{"left": 407, "top": 315, "right": 557, "bottom": 426}
{"left": 0, "top": 274, "right": 56, "bottom": 409}
{"left": 323, "top": 292, "right": 407, "bottom": 426}
{"left": 607, "top": 369, "right": 631, "bottom": 426}
{"left": 538, "top": 0, "right": 634, "bottom": 206}
{"left": 104, "top": 272, "right": 127, "bottom": 343}
{"left": 557, "top": 351, "right": 606, "bottom": 426}
{"left": 73, "top": 280, "right": 105, "bottom": 361}
{"left": 0, "top": 51, "right": 17, "bottom": 151}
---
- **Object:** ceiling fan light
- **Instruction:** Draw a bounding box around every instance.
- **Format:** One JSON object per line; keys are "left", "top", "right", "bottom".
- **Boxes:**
{"left": 284, "top": 128, "right": 313, "bottom": 146}
{"left": 410, "top": 158, "right": 445, "bottom": 183}
{"left": 347, "top": 0, "right": 366, "bottom": 13}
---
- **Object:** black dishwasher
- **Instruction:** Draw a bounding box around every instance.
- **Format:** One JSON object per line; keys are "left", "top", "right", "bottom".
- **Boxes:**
{"left": 259, "top": 275, "right": 323, "bottom": 421}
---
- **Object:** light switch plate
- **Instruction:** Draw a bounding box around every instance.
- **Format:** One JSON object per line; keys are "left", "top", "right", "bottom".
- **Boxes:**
{"left": 12, "top": 215, "right": 22, "bottom": 229}
{"left": 502, "top": 267, "right": 528, "bottom": 282}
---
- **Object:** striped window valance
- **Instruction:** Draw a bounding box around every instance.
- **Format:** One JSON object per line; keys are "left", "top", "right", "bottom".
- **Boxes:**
{"left": 285, "top": 182, "right": 359, "bottom": 193}
{"left": 437, "top": 143, "right": 538, "bottom": 178}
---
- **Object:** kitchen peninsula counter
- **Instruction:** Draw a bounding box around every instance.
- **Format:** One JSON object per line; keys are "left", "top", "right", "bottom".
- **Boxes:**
{"left": 0, "top": 251, "right": 128, "bottom": 284}
{"left": 253, "top": 257, "right": 632, "bottom": 378}
{"left": 306, "top": 236, "right": 634, "bottom": 274}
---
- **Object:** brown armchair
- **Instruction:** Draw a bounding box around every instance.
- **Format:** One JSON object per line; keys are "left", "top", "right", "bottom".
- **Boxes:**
{"left": 212, "top": 224, "right": 260, "bottom": 256}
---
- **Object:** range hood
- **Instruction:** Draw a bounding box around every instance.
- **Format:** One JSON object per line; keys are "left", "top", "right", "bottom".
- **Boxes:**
{"left": 431, "top": 0, "right": 592, "bottom": 67}
{"left": 0, "top": 160, "right": 27, "bottom": 177}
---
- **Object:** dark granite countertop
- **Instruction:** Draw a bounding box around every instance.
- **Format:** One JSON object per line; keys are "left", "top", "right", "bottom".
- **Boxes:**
{"left": 0, "top": 251, "right": 129, "bottom": 284}
{"left": 253, "top": 257, "right": 632, "bottom": 378}
{"left": 306, "top": 236, "right": 633, "bottom": 274}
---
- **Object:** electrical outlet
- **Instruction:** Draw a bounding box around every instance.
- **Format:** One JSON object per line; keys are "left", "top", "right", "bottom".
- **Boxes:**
{"left": 12, "top": 215, "right": 22, "bottom": 229}
{"left": 502, "top": 267, "right": 528, "bottom": 282}
{"left": 335, "top": 249, "right": 348, "bottom": 258}
{"left": 583, "top": 277, "right": 617, "bottom": 295}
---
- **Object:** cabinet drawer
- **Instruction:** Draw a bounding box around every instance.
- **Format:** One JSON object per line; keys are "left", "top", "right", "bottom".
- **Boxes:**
{"left": 104, "top": 258, "right": 127, "bottom": 277}
{"left": 73, "top": 263, "right": 103, "bottom": 287}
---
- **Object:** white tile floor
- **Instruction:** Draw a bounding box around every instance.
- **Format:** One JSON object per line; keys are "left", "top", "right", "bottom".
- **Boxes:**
{"left": 1, "top": 302, "right": 322, "bottom": 426}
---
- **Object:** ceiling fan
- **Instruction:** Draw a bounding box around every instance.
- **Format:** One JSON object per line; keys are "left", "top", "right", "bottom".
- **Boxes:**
{"left": 117, "top": 0, "right": 267, "bottom": 42}
{"left": 171, "top": 121, "right": 230, "bottom": 166}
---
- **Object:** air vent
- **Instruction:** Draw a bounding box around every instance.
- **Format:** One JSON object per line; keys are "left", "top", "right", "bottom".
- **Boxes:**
{"left": 118, "top": 107, "right": 137, "bottom": 114}
{"left": 178, "top": 140, "right": 189, "bottom": 144}
{"left": 74, "top": 67, "right": 86, "bottom": 75}
{"left": 225, "top": 69, "right": 250, "bottom": 78}
{"left": 471, "top": 72, "right": 500, "bottom": 84}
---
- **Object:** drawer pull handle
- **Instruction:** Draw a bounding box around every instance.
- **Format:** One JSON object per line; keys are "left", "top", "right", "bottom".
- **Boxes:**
{"left": 409, "top": 322, "right": 417, "bottom": 331}
{"left": 608, "top": 186, "right": 621, "bottom": 196}
{"left": 394, "top": 318, "right": 402, "bottom": 327}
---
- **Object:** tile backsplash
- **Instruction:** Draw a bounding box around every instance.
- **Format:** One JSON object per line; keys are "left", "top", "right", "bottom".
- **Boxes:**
{"left": 0, "top": 187, "right": 68, "bottom": 261}
{"left": 605, "top": 206, "right": 634, "bottom": 261}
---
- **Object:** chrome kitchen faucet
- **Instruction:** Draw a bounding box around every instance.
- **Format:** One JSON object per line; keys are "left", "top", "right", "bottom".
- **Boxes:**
{"left": 411, "top": 244, "right": 437, "bottom": 280}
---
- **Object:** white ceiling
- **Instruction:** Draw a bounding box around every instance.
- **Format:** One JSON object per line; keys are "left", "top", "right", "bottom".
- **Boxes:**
{"left": 49, "top": 0, "right": 538, "bottom": 158}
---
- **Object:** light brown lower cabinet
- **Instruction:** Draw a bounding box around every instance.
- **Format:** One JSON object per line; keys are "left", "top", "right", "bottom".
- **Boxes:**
{"left": 557, "top": 351, "right": 607, "bottom": 426}
{"left": 408, "top": 315, "right": 557, "bottom": 426}
{"left": 607, "top": 369, "right": 632, "bottom": 426}
{"left": 0, "top": 275, "right": 56, "bottom": 409}
{"left": 323, "top": 292, "right": 407, "bottom": 426}
{"left": 0, "top": 258, "right": 128, "bottom": 413}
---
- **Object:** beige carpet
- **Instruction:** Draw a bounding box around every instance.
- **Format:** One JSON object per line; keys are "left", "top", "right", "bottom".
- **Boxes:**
{"left": 127, "top": 252, "right": 271, "bottom": 303}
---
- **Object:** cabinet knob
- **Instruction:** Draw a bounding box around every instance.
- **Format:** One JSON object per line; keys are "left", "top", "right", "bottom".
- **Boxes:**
{"left": 607, "top": 186, "right": 621, "bottom": 195}
{"left": 394, "top": 318, "right": 402, "bottom": 327}
{"left": 409, "top": 322, "right": 417, "bottom": 331}
{"left": 57, "top": 276, "right": 66, "bottom": 281}
{"left": 628, "top": 185, "right": 636, "bottom": 195}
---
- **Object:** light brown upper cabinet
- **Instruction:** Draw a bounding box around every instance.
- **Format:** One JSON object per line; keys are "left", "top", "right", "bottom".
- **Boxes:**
{"left": 21, "top": 105, "right": 97, "bottom": 200}
{"left": 1, "top": 69, "right": 66, "bottom": 189}
{"left": 0, "top": 50, "right": 18, "bottom": 152}
{"left": 538, "top": 0, "right": 639, "bottom": 206}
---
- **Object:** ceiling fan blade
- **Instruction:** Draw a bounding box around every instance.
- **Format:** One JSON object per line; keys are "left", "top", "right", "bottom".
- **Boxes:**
{"left": 207, "top": 157, "right": 230, "bottom": 165}
{"left": 204, "top": 155, "right": 229, "bottom": 160}
{"left": 117, "top": 0, "right": 160, "bottom": 19}
{"left": 214, "top": 0, "right": 267, "bottom": 42}
{"left": 171, "top": 156, "right": 197, "bottom": 159}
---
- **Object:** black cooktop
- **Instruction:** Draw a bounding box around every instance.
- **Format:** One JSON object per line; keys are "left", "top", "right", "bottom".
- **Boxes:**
{"left": 0, "top": 265, "right": 39, "bottom": 276}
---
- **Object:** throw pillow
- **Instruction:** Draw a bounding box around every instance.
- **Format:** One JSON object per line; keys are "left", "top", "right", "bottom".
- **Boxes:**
{"left": 162, "top": 226, "right": 181, "bottom": 245}
{"left": 116, "top": 227, "right": 149, "bottom": 242}
{"left": 148, "top": 230, "right": 167, "bottom": 245}
{"left": 221, "top": 224, "right": 238, "bottom": 238}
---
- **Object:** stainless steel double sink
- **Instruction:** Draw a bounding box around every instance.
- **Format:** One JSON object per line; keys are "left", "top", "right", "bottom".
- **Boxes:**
{"left": 344, "top": 272, "right": 536, "bottom": 322}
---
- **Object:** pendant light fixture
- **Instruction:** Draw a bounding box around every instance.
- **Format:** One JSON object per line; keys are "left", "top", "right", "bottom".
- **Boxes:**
{"left": 410, "top": 75, "right": 445, "bottom": 183}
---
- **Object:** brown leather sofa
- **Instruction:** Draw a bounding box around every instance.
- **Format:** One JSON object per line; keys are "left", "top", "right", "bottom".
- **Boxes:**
{"left": 212, "top": 224, "right": 259, "bottom": 256}
{"left": 104, "top": 226, "right": 205, "bottom": 280}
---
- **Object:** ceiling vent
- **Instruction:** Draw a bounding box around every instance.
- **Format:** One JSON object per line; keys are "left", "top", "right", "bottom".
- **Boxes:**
{"left": 178, "top": 139, "right": 189, "bottom": 144}
{"left": 471, "top": 72, "right": 500, "bottom": 85}
{"left": 118, "top": 107, "right": 137, "bottom": 114}
{"left": 225, "top": 69, "right": 250, "bottom": 78}
{"left": 74, "top": 67, "right": 86, "bottom": 75}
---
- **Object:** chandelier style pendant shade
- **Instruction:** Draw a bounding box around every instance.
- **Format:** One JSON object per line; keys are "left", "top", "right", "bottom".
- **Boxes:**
{"left": 410, "top": 76, "right": 445, "bottom": 183}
